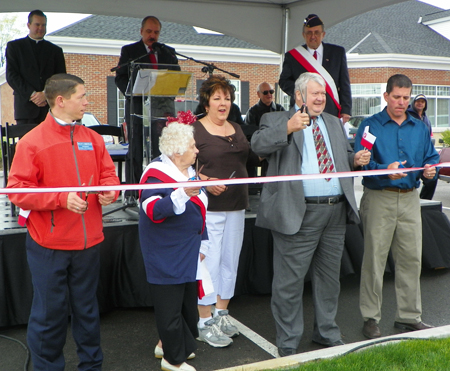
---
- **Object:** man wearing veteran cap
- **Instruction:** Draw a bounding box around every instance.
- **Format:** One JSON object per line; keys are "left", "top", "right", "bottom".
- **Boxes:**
{"left": 279, "top": 14, "right": 352, "bottom": 123}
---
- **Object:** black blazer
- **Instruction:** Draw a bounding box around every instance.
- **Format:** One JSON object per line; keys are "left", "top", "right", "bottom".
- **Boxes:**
{"left": 279, "top": 42, "right": 352, "bottom": 117}
{"left": 6, "top": 37, "right": 66, "bottom": 120}
{"left": 115, "top": 40, "right": 180, "bottom": 96}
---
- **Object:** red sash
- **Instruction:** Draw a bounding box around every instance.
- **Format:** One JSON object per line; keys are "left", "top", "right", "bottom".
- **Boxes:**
{"left": 288, "top": 47, "right": 342, "bottom": 118}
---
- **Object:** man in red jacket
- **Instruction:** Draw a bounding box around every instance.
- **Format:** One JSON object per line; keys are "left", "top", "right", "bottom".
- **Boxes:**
{"left": 7, "top": 73, "right": 119, "bottom": 370}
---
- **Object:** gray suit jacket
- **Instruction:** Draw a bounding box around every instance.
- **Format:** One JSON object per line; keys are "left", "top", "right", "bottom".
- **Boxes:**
{"left": 251, "top": 108, "right": 360, "bottom": 235}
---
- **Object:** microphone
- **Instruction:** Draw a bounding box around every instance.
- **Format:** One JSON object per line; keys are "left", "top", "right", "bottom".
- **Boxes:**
{"left": 152, "top": 42, "right": 176, "bottom": 56}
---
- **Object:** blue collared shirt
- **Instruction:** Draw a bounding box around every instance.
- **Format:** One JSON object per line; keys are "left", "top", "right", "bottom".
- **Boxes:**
{"left": 297, "top": 105, "right": 343, "bottom": 197}
{"left": 354, "top": 108, "right": 439, "bottom": 190}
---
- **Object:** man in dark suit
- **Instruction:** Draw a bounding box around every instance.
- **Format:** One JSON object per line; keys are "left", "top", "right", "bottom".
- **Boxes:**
{"left": 6, "top": 9, "right": 66, "bottom": 125}
{"left": 251, "top": 72, "right": 370, "bottom": 356}
{"left": 279, "top": 14, "right": 351, "bottom": 123}
{"left": 115, "top": 16, "right": 180, "bottom": 192}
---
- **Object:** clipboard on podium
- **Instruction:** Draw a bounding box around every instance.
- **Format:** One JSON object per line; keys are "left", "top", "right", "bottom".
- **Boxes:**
{"left": 131, "top": 67, "right": 193, "bottom": 166}
{"left": 132, "top": 69, "right": 192, "bottom": 97}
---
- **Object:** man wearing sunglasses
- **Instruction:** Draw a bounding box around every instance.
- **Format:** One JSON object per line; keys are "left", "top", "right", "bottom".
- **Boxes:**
{"left": 279, "top": 14, "right": 352, "bottom": 123}
{"left": 245, "top": 82, "right": 285, "bottom": 127}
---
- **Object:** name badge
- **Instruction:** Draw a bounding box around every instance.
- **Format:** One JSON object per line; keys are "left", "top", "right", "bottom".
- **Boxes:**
{"left": 77, "top": 142, "right": 94, "bottom": 151}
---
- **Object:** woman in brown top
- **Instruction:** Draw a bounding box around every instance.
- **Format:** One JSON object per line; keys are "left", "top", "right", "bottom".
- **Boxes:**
{"left": 193, "top": 75, "right": 259, "bottom": 348}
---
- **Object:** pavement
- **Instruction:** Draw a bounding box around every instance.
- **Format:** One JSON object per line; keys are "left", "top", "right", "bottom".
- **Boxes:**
{"left": 2, "top": 177, "right": 450, "bottom": 370}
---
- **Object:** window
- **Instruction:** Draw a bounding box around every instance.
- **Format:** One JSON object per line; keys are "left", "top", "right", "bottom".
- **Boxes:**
{"left": 230, "top": 80, "right": 241, "bottom": 108}
{"left": 117, "top": 90, "right": 125, "bottom": 125}
{"left": 413, "top": 85, "right": 450, "bottom": 128}
{"left": 351, "top": 84, "right": 381, "bottom": 116}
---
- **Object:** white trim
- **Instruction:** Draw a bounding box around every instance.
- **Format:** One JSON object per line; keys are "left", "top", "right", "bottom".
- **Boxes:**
{"left": 46, "top": 36, "right": 281, "bottom": 65}
{"left": 422, "top": 16, "right": 450, "bottom": 26}
{"left": 347, "top": 53, "right": 450, "bottom": 70}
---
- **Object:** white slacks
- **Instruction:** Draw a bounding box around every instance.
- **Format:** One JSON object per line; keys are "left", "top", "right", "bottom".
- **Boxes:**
{"left": 198, "top": 210, "right": 245, "bottom": 306}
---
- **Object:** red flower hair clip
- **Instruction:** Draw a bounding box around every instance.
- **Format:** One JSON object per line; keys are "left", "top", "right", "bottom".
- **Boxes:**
{"left": 166, "top": 110, "right": 197, "bottom": 126}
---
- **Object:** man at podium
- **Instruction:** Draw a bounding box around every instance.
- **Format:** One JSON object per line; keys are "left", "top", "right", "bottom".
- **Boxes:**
{"left": 115, "top": 15, "right": 180, "bottom": 195}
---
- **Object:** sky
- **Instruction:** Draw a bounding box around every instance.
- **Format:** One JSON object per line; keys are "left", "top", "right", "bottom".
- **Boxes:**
{"left": 3, "top": 0, "right": 450, "bottom": 36}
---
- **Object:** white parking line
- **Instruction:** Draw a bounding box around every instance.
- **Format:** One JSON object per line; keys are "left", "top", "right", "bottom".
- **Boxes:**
{"left": 229, "top": 315, "right": 279, "bottom": 358}
{"left": 443, "top": 206, "right": 450, "bottom": 210}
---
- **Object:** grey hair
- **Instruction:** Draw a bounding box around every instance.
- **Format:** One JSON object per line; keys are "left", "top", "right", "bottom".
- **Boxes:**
{"left": 294, "top": 72, "right": 326, "bottom": 99}
{"left": 159, "top": 123, "right": 194, "bottom": 158}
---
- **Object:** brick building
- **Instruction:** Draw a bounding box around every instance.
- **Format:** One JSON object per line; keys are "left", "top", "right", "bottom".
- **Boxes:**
{"left": 1, "top": 1, "right": 450, "bottom": 131}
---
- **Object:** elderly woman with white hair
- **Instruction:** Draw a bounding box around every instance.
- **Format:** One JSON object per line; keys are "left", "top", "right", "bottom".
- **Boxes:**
{"left": 139, "top": 122, "right": 208, "bottom": 371}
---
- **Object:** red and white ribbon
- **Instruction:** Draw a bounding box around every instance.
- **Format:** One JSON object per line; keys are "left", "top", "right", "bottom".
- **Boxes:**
{"left": 2, "top": 163, "right": 447, "bottom": 195}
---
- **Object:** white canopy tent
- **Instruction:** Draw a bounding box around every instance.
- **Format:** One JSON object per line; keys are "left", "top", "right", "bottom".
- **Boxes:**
{"left": 2, "top": 0, "right": 407, "bottom": 54}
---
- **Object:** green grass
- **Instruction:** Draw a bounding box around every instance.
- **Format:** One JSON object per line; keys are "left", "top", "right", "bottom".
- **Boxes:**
{"left": 274, "top": 338, "right": 450, "bottom": 371}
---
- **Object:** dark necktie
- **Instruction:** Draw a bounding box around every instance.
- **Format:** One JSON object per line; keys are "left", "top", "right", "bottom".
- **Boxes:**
{"left": 149, "top": 48, "right": 157, "bottom": 69}
{"left": 312, "top": 118, "right": 335, "bottom": 181}
{"left": 313, "top": 50, "right": 317, "bottom": 60}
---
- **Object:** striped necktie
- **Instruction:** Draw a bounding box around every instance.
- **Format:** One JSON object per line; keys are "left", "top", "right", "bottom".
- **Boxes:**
{"left": 312, "top": 118, "right": 335, "bottom": 181}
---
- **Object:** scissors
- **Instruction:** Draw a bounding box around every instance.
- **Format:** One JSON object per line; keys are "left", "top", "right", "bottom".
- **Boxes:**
{"left": 188, "top": 162, "right": 205, "bottom": 194}
{"left": 189, "top": 162, "right": 204, "bottom": 181}
{"left": 84, "top": 175, "right": 100, "bottom": 202}
{"left": 299, "top": 86, "right": 312, "bottom": 126}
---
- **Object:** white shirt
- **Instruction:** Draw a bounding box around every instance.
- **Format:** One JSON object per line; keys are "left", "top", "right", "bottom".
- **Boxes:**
{"left": 307, "top": 43, "right": 324, "bottom": 65}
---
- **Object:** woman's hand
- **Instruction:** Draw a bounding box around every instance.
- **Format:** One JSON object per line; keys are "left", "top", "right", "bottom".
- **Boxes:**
{"left": 184, "top": 186, "right": 202, "bottom": 198}
{"left": 200, "top": 175, "right": 227, "bottom": 196}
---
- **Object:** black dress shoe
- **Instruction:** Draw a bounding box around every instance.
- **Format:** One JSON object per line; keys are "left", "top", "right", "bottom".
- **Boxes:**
{"left": 363, "top": 319, "right": 381, "bottom": 339}
{"left": 394, "top": 321, "right": 434, "bottom": 332}
{"left": 312, "top": 339, "right": 345, "bottom": 347}
{"left": 329, "top": 339, "right": 345, "bottom": 347}
{"left": 278, "top": 347, "right": 296, "bottom": 357}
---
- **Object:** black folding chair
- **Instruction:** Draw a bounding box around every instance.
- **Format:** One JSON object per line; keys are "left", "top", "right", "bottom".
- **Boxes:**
{"left": 4, "top": 122, "right": 39, "bottom": 216}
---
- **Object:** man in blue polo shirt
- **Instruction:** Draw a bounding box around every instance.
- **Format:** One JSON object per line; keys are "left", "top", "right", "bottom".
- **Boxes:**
{"left": 355, "top": 74, "right": 439, "bottom": 339}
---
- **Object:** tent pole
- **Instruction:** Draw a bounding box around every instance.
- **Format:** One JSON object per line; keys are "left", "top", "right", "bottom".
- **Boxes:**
{"left": 278, "top": 6, "right": 289, "bottom": 105}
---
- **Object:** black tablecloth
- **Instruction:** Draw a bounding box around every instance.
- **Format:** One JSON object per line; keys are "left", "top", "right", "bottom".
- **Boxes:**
{"left": 2, "top": 203, "right": 450, "bottom": 327}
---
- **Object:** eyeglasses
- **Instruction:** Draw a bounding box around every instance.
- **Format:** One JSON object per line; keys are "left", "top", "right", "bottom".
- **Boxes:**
{"left": 262, "top": 90, "right": 274, "bottom": 95}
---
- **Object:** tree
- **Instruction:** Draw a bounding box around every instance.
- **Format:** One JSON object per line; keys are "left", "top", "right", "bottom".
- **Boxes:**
{"left": 0, "top": 14, "right": 24, "bottom": 67}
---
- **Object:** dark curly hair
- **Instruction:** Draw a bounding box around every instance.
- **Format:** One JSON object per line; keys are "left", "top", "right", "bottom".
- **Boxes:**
{"left": 199, "top": 75, "right": 235, "bottom": 111}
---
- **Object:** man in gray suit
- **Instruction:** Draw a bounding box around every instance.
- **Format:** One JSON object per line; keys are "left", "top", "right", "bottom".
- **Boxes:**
{"left": 251, "top": 72, "right": 370, "bottom": 357}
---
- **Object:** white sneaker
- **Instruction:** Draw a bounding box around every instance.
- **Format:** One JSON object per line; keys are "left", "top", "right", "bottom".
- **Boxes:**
{"left": 215, "top": 310, "right": 239, "bottom": 338}
{"left": 196, "top": 318, "right": 233, "bottom": 347}
{"left": 161, "top": 358, "right": 196, "bottom": 371}
{"left": 154, "top": 345, "right": 195, "bottom": 360}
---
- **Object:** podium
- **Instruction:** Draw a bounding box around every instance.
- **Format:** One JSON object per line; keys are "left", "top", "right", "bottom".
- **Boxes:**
{"left": 131, "top": 66, "right": 192, "bottom": 166}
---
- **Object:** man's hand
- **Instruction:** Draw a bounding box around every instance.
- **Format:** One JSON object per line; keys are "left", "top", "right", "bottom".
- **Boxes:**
{"left": 67, "top": 192, "right": 88, "bottom": 214}
{"left": 387, "top": 161, "right": 407, "bottom": 180}
{"left": 30, "top": 91, "right": 48, "bottom": 107}
{"left": 287, "top": 110, "right": 311, "bottom": 135}
{"left": 354, "top": 149, "right": 371, "bottom": 167}
{"left": 423, "top": 164, "right": 436, "bottom": 179}
{"left": 98, "top": 191, "right": 116, "bottom": 206}
{"left": 341, "top": 113, "right": 351, "bottom": 124}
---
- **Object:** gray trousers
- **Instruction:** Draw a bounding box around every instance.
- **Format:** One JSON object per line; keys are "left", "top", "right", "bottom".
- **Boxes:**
{"left": 359, "top": 188, "right": 422, "bottom": 324}
{"left": 271, "top": 202, "right": 346, "bottom": 349}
